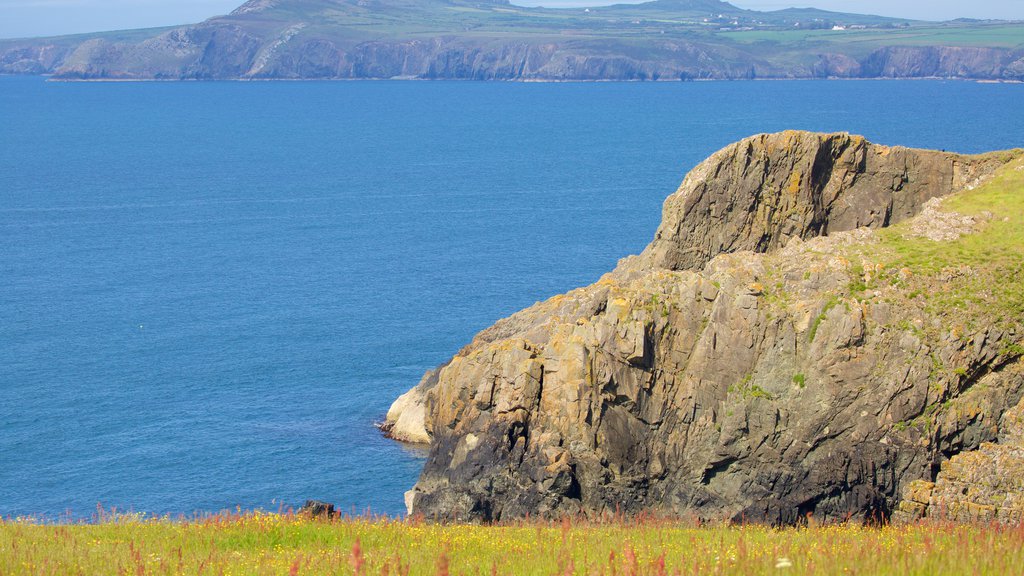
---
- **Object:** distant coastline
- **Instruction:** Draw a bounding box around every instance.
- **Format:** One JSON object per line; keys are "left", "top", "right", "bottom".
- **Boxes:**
{"left": 2, "top": 0, "right": 1022, "bottom": 82}
{"left": 12, "top": 75, "right": 1023, "bottom": 84}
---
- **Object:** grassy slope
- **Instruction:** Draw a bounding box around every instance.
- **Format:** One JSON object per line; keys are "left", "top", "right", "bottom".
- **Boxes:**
{"left": 845, "top": 151, "right": 1024, "bottom": 336}
{"left": 3, "top": 1, "right": 1022, "bottom": 56}
{"left": 894, "top": 154, "right": 1024, "bottom": 324}
{"left": 2, "top": 512, "right": 1024, "bottom": 575}
{"left": 207, "top": 1, "right": 1024, "bottom": 45}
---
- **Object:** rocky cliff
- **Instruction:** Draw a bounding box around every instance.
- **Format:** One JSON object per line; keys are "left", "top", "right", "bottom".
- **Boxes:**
{"left": 385, "top": 131, "right": 1024, "bottom": 524}
{"left": 2, "top": 0, "right": 1023, "bottom": 81}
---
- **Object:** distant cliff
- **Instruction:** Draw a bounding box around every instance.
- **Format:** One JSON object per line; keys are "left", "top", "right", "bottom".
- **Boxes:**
{"left": 2, "top": 0, "right": 1023, "bottom": 81}
{"left": 386, "top": 131, "right": 1024, "bottom": 524}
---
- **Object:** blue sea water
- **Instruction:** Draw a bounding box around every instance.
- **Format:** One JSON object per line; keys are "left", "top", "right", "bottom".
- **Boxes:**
{"left": 1, "top": 76, "right": 1022, "bottom": 519}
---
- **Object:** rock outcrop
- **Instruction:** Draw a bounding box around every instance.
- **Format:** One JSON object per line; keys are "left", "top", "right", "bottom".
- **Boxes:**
{"left": 896, "top": 390, "right": 1024, "bottom": 524}
{"left": 381, "top": 368, "right": 440, "bottom": 444}
{"left": 387, "top": 131, "right": 1024, "bottom": 524}
{"left": 635, "top": 132, "right": 991, "bottom": 271}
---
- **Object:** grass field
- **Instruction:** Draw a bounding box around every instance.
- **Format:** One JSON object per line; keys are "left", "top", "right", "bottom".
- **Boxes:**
{"left": 719, "top": 23, "right": 1024, "bottom": 48}
{"left": 2, "top": 511, "right": 1024, "bottom": 575}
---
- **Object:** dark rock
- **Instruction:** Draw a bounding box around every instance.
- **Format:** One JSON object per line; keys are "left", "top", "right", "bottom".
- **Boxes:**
{"left": 299, "top": 500, "right": 336, "bottom": 518}
{"left": 894, "top": 386, "right": 1024, "bottom": 524}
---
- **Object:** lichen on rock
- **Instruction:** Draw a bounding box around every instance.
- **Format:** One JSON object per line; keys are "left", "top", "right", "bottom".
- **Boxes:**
{"left": 895, "top": 384, "right": 1024, "bottom": 525}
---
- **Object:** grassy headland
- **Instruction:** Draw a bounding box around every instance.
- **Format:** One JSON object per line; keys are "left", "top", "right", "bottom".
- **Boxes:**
{"left": 2, "top": 0, "right": 1023, "bottom": 80}
{"left": 3, "top": 511, "right": 1024, "bottom": 575}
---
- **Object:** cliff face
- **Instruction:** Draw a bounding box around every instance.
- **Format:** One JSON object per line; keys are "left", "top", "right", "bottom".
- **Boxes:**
{"left": 2, "top": 0, "right": 1023, "bottom": 81}
{"left": 7, "top": 36, "right": 1023, "bottom": 82}
{"left": 387, "top": 131, "right": 1024, "bottom": 524}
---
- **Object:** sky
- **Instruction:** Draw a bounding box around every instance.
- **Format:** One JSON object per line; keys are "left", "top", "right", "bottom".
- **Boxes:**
{"left": 2, "top": 0, "right": 1023, "bottom": 39}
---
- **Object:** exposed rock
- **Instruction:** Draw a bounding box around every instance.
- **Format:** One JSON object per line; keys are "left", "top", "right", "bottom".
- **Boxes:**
{"left": 904, "top": 197, "right": 985, "bottom": 242}
{"left": 859, "top": 46, "right": 1024, "bottom": 80}
{"left": 388, "top": 131, "right": 1024, "bottom": 524}
{"left": 895, "top": 387, "right": 1024, "bottom": 524}
{"left": 381, "top": 368, "right": 440, "bottom": 443}
{"left": 635, "top": 131, "right": 1003, "bottom": 272}
{"left": 299, "top": 499, "right": 336, "bottom": 517}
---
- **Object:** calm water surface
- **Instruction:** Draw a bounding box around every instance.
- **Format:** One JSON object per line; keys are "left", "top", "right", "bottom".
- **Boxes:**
{"left": 1, "top": 77, "right": 1021, "bottom": 518}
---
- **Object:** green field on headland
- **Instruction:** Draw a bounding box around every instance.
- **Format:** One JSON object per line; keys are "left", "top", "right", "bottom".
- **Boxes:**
{"left": 720, "top": 23, "right": 1024, "bottom": 48}
{"left": 3, "top": 512, "right": 1024, "bottom": 575}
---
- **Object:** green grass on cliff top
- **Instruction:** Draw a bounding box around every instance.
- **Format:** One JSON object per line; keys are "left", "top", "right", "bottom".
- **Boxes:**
{"left": 3, "top": 511, "right": 1024, "bottom": 575}
{"left": 864, "top": 153, "right": 1024, "bottom": 328}
{"left": 886, "top": 153, "right": 1024, "bottom": 270}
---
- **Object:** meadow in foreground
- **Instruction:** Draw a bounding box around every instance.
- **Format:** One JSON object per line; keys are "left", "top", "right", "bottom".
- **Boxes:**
{"left": 2, "top": 511, "right": 1023, "bottom": 575}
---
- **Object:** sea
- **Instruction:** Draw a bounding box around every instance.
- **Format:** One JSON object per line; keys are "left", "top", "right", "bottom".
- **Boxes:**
{"left": 1, "top": 76, "right": 1022, "bottom": 520}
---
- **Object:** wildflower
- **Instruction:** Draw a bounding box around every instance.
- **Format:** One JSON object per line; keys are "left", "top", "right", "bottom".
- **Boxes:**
{"left": 437, "top": 550, "right": 450, "bottom": 576}
{"left": 350, "top": 538, "right": 365, "bottom": 576}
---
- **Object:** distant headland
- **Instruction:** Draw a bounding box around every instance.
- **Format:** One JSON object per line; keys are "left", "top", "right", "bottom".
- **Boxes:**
{"left": 1, "top": 0, "right": 1023, "bottom": 81}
